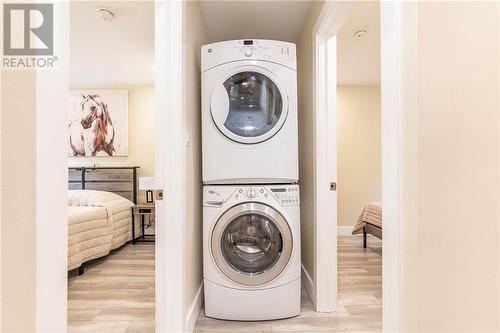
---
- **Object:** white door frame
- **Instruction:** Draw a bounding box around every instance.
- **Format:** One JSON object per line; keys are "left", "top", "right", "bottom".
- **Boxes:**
{"left": 30, "top": 1, "right": 186, "bottom": 332}
{"left": 380, "top": 2, "right": 416, "bottom": 331}
{"left": 35, "top": 2, "right": 70, "bottom": 331}
{"left": 312, "top": 1, "right": 352, "bottom": 312}
{"left": 313, "top": 2, "right": 403, "bottom": 331}
{"left": 155, "top": 1, "right": 187, "bottom": 332}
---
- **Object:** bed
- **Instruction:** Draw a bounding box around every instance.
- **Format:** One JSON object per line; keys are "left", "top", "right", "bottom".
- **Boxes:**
{"left": 352, "top": 202, "right": 382, "bottom": 248}
{"left": 68, "top": 167, "right": 140, "bottom": 274}
{"left": 68, "top": 190, "right": 137, "bottom": 272}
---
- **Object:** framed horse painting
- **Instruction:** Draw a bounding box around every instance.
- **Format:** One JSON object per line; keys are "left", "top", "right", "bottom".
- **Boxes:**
{"left": 68, "top": 89, "right": 129, "bottom": 156}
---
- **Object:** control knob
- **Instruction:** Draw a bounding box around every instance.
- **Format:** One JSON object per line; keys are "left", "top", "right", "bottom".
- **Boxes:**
{"left": 247, "top": 189, "right": 256, "bottom": 198}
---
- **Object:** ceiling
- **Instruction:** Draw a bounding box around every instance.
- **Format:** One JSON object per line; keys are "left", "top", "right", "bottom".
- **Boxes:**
{"left": 198, "top": 1, "right": 315, "bottom": 43}
{"left": 69, "top": 1, "right": 377, "bottom": 86}
{"left": 70, "top": 1, "right": 154, "bottom": 86}
{"left": 337, "top": 1, "right": 380, "bottom": 85}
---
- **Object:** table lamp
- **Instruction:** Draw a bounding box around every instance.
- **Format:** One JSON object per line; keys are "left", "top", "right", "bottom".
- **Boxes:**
{"left": 139, "top": 177, "right": 155, "bottom": 203}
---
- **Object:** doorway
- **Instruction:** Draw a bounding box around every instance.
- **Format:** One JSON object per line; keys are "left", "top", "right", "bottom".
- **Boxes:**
{"left": 336, "top": 0, "right": 382, "bottom": 329}
{"left": 314, "top": 1, "right": 402, "bottom": 331}
{"left": 67, "top": 1, "right": 156, "bottom": 332}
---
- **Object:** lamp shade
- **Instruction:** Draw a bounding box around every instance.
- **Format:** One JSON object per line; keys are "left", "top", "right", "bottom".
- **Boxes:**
{"left": 139, "top": 177, "right": 155, "bottom": 190}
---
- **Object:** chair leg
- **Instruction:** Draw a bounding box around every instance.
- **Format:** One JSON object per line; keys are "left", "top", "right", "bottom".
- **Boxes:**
{"left": 78, "top": 266, "right": 84, "bottom": 276}
{"left": 363, "top": 227, "right": 367, "bottom": 248}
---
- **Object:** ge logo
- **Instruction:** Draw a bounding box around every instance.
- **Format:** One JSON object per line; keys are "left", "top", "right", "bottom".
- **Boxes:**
{"left": 3, "top": 3, "right": 53, "bottom": 56}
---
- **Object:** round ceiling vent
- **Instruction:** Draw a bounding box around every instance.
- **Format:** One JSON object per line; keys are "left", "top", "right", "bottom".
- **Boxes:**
{"left": 353, "top": 29, "right": 368, "bottom": 39}
{"left": 97, "top": 8, "right": 116, "bottom": 22}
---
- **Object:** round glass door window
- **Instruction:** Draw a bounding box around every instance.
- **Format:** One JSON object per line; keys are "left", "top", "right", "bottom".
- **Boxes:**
{"left": 223, "top": 72, "right": 283, "bottom": 138}
{"left": 211, "top": 202, "right": 293, "bottom": 286}
{"left": 221, "top": 213, "right": 282, "bottom": 275}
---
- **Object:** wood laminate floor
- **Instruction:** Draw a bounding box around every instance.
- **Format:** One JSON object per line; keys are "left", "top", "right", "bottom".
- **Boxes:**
{"left": 67, "top": 243, "right": 155, "bottom": 333}
{"left": 67, "top": 236, "right": 381, "bottom": 333}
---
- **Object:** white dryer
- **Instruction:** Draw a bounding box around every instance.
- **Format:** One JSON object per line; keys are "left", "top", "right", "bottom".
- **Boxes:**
{"left": 202, "top": 39, "right": 298, "bottom": 184}
{"left": 203, "top": 184, "right": 301, "bottom": 320}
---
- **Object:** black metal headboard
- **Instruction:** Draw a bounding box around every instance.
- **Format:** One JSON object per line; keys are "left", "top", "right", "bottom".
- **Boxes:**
{"left": 68, "top": 166, "right": 140, "bottom": 204}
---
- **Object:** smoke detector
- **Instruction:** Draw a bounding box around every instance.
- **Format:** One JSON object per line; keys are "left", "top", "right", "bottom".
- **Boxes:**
{"left": 97, "top": 8, "right": 116, "bottom": 22}
{"left": 353, "top": 29, "right": 368, "bottom": 39}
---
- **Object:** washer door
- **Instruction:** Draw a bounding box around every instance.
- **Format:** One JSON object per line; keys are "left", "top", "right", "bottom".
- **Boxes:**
{"left": 211, "top": 202, "right": 293, "bottom": 286}
{"left": 210, "top": 66, "right": 288, "bottom": 144}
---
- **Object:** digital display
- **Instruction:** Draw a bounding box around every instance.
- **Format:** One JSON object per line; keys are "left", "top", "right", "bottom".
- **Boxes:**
{"left": 243, "top": 40, "right": 253, "bottom": 45}
{"left": 271, "top": 188, "right": 286, "bottom": 192}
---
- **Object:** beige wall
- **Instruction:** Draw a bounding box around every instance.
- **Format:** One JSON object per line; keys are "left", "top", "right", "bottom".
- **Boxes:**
{"left": 68, "top": 86, "right": 155, "bottom": 203}
{"left": 297, "top": 0, "right": 324, "bottom": 284}
{"left": 185, "top": 0, "right": 208, "bottom": 320}
{"left": 1, "top": 4, "right": 69, "bottom": 331}
{"left": 0, "top": 70, "right": 2, "bottom": 331}
{"left": 1, "top": 72, "right": 37, "bottom": 333}
{"left": 337, "top": 86, "right": 381, "bottom": 227}
{"left": 398, "top": 2, "right": 500, "bottom": 331}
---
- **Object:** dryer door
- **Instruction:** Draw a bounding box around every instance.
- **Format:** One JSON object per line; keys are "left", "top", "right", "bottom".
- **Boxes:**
{"left": 210, "top": 66, "right": 289, "bottom": 144}
{"left": 211, "top": 202, "right": 293, "bottom": 286}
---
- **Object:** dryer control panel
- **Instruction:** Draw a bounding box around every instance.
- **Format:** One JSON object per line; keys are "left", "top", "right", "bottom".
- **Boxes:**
{"left": 201, "top": 39, "right": 297, "bottom": 72}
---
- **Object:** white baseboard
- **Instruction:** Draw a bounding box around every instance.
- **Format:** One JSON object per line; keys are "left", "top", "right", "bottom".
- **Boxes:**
{"left": 301, "top": 264, "right": 315, "bottom": 308}
{"left": 337, "top": 226, "right": 357, "bottom": 236}
{"left": 185, "top": 282, "right": 203, "bottom": 333}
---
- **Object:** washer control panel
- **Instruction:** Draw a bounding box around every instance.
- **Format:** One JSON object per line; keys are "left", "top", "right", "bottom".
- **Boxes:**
{"left": 203, "top": 185, "right": 300, "bottom": 207}
{"left": 232, "top": 185, "right": 299, "bottom": 207}
{"left": 268, "top": 186, "right": 300, "bottom": 207}
{"left": 203, "top": 187, "right": 236, "bottom": 207}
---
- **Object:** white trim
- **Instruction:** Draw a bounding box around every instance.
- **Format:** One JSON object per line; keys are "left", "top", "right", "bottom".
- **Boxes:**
{"left": 337, "top": 227, "right": 356, "bottom": 237}
{"left": 312, "top": 1, "right": 352, "bottom": 313}
{"left": 185, "top": 283, "right": 204, "bottom": 333}
{"left": 35, "top": 2, "right": 69, "bottom": 331}
{"left": 313, "top": 1, "right": 353, "bottom": 39}
{"left": 301, "top": 264, "right": 315, "bottom": 308}
{"left": 155, "top": 1, "right": 186, "bottom": 332}
{"left": 380, "top": 2, "right": 416, "bottom": 331}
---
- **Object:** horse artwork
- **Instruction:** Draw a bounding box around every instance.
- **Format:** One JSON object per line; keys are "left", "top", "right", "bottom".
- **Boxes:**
{"left": 68, "top": 90, "right": 129, "bottom": 156}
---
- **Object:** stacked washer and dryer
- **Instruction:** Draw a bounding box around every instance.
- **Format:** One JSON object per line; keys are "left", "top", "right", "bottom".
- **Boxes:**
{"left": 201, "top": 39, "right": 300, "bottom": 321}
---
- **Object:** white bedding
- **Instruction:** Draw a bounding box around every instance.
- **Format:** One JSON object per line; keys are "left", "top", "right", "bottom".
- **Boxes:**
{"left": 68, "top": 190, "right": 136, "bottom": 271}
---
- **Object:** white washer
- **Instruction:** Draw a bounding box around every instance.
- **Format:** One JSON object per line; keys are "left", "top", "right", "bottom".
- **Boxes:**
{"left": 202, "top": 39, "right": 298, "bottom": 184}
{"left": 203, "top": 184, "right": 301, "bottom": 320}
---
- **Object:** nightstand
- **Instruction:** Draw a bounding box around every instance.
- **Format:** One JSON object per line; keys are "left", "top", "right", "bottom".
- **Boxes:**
{"left": 132, "top": 203, "right": 155, "bottom": 244}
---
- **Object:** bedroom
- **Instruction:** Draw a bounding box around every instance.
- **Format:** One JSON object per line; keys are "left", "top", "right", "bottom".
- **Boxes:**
{"left": 66, "top": 2, "right": 156, "bottom": 332}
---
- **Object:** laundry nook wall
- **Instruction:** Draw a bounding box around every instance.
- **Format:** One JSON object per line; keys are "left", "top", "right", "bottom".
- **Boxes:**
{"left": 185, "top": 1, "right": 209, "bottom": 329}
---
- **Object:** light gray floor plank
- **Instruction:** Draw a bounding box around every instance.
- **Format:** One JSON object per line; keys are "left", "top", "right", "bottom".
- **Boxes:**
{"left": 68, "top": 243, "right": 155, "bottom": 333}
